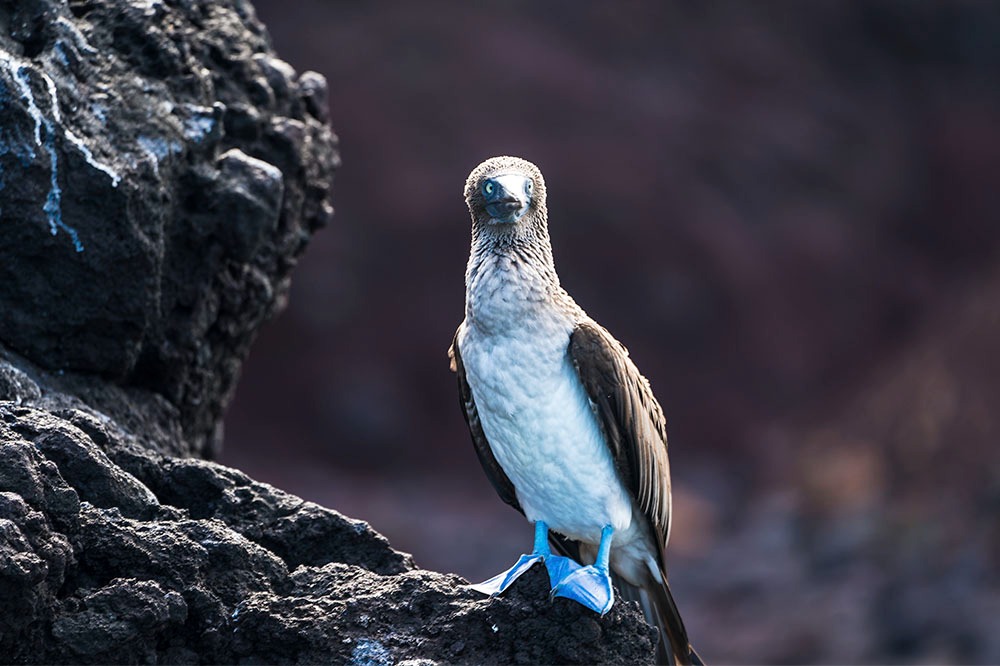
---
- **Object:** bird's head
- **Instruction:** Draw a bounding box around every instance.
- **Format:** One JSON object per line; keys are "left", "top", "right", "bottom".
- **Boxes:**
{"left": 464, "top": 156, "right": 547, "bottom": 235}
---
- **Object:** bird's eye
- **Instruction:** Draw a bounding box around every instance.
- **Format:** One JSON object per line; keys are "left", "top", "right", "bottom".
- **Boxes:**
{"left": 525, "top": 180, "right": 533, "bottom": 193}
{"left": 482, "top": 181, "right": 495, "bottom": 196}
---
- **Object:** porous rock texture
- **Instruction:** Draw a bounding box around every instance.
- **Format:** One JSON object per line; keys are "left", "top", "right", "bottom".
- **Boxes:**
{"left": 0, "top": 1, "right": 658, "bottom": 664}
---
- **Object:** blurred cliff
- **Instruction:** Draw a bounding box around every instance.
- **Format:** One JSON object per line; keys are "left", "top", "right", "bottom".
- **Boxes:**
{"left": 223, "top": 2, "right": 1000, "bottom": 662}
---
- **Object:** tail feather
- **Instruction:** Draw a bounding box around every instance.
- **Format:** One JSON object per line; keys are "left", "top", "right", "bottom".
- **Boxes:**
{"left": 615, "top": 573, "right": 701, "bottom": 665}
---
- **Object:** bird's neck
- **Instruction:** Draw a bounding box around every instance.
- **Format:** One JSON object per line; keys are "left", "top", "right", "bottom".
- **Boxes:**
{"left": 465, "top": 226, "right": 562, "bottom": 330}
{"left": 468, "top": 221, "right": 559, "bottom": 282}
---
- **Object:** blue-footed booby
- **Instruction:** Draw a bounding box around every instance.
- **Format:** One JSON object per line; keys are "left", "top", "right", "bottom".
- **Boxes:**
{"left": 449, "top": 156, "right": 702, "bottom": 665}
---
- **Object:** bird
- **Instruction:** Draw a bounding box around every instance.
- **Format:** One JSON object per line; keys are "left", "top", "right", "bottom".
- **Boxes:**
{"left": 448, "top": 155, "right": 702, "bottom": 665}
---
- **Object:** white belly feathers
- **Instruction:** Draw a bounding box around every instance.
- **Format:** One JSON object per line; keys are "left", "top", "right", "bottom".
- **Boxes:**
{"left": 459, "top": 311, "right": 635, "bottom": 545}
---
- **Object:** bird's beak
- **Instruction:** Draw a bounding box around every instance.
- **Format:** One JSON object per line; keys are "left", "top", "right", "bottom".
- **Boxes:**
{"left": 485, "top": 175, "right": 530, "bottom": 223}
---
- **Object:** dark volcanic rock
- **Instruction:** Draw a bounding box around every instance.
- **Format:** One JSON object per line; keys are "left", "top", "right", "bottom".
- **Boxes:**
{"left": 0, "top": 1, "right": 657, "bottom": 663}
{"left": 0, "top": 0, "right": 336, "bottom": 458}
{"left": 0, "top": 355, "right": 656, "bottom": 664}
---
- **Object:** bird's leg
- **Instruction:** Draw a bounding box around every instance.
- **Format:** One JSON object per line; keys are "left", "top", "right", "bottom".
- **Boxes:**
{"left": 531, "top": 519, "right": 551, "bottom": 556}
{"left": 550, "top": 524, "right": 615, "bottom": 615}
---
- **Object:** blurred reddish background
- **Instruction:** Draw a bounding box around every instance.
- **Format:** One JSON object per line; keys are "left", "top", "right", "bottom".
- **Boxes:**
{"left": 221, "top": 2, "right": 1000, "bottom": 662}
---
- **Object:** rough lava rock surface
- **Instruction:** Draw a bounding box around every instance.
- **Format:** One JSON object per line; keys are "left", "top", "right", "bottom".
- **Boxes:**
{"left": 0, "top": 1, "right": 659, "bottom": 663}
{"left": 0, "top": 357, "right": 657, "bottom": 664}
{"left": 0, "top": 0, "right": 337, "bottom": 458}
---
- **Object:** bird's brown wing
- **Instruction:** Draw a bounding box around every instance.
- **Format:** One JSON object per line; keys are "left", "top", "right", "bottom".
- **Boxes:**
{"left": 449, "top": 328, "right": 523, "bottom": 514}
{"left": 567, "top": 320, "right": 672, "bottom": 555}
{"left": 570, "top": 321, "right": 703, "bottom": 665}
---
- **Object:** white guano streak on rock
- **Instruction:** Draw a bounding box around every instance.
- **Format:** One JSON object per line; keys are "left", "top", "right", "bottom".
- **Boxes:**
{"left": 1, "top": 50, "right": 122, "bottom": 253}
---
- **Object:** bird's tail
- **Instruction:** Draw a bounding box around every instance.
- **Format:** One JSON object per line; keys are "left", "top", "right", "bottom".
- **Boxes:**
{"left": 615, "top": 573, "right": 702, "bottom": 665}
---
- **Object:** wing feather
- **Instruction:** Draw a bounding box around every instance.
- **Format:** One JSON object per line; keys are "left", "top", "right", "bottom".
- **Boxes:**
{"left": 568, "top": 321, "right": 673, "bottom": 554}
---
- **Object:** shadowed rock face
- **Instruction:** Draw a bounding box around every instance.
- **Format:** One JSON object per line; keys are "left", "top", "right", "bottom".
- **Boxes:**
{"left": 0, "top": 1, "right": 659, "bottom": 663}
{"left": 0, "top": 0, "right": 337, "bottom": 458}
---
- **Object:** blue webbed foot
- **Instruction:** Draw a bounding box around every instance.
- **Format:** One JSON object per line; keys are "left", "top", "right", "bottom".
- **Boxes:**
{"left": 550, "top": 524, "right": 616, "bottom": 615}
{"left": 468, "top": 552, "right": 543, "bottom": 596}
{"left": 551, "top": 564, "right": 615, "bottom": 615}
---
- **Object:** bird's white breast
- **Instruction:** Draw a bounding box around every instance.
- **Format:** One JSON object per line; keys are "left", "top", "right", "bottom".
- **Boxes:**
{"left": 460, "top": 258, "right": 635, "bottom": 545}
